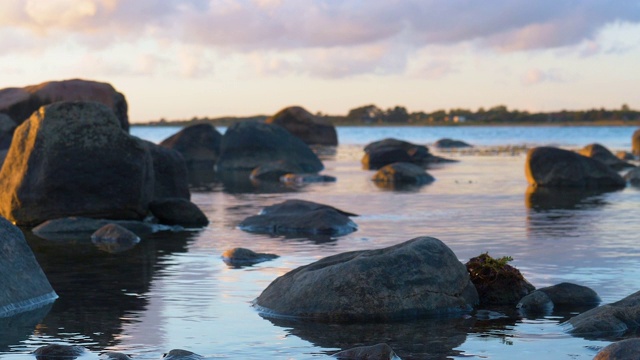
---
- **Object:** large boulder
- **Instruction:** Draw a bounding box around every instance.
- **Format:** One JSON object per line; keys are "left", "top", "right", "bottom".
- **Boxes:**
{"left": 142, "top": 140, "right": 190, "bottom": 201}
{"left": 265, "top": 106, "right": 338, "bottom": 146}
{"left": 632, "top": 129, "right": 640, "bottom": 156}
{"left": 159, "top": 123, "right": 222, "bottom": 169}
{"left": 566, "top": 290, "right": 640, "bottom": 338}
{"left": 578, "top": 143, "right": 633, "bottom": 171}
{"left": 0, "top": 101, "right": 154, "bottom": 226}
{"left": 0, "top": 79, "right": 129, "bottom": 131}
{"left": 362, "top": 138, "right": 454, "bottom": 170}
{"left": 216, "top": 121, "right": 324, "bottom": 173}
{"left": 525, "top": 146, "right": 626, "bottom": 189}
{"left": 0, "top": 216, "right": 58, "bottom": 317}
{"left": 239, "top": 199, "right": 357, "bottom": 236}
{"left": 594, "top": 338, "right": 640, "bottom": 360}
{"left": 254, "top": 236, "right": 479, "bottom": 322}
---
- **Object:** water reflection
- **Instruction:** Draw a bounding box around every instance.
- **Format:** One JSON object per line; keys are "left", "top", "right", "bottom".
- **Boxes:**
{"left": 218, "top": 170, "right": 300, "bottom": 194}
{"left": 263, "top": 316, "right": 473, "bottom": 360}
{"left": 524, "top": 186, "right": 615, "bottom": 211}
{"left": 0, "top": 305, "right": 53, "bottom": 352}
{"left": 22, "top": 230, "right": 199, "bottom": 350}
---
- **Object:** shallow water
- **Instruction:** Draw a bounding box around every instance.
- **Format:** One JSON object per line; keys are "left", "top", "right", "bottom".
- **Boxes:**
{"left": 2, "top": 125, "right": 640, "bottom": 360}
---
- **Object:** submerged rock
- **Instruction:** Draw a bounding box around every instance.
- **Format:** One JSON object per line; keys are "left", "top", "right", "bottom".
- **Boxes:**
{"left": 465, "top": 253, "right": 534, "bottom": 306}
{"left": 239, "top": 199, "right": 357, "bottom": 236}
{"left": 0, "top": 101, "right": 154, "bottom": 226}
{"left": 91, "top": 223, "right": 141, "bottom": 254}
{"left": 333, "top": 343, "right": 399, "bottom": 360}
{"left": 0, "top": 216, "right": 58, "bottom": 317}
{"left": 32, "top": 217, "right": 159, "bottom": 240}
{"left": 525, "top": 146, "right": 626, "bottom": 189}
{"left": 162, "top": 349, "right": 203, "bottom": 360}
{"left": 33, "top": 344, "right": 87, "bottom": 360}
{"left": 221, "top": 247, "right": 279, "bottom": 267}
{"left": 517, "top": 282, "right": 600, "bottom": 315}
{"left": 265, "top": 106, "right": 338, "bottom": 146}
{"left": 254, "top": 236, "right": 479, "bottom": 322}
{"left": 566, "top": 290, "right": 640, "bottom": 338}
{"left": 578, "top": 143, "right": 633, "bottom": 171}
{"left": 594, "top": 338, "right": 640, "bottom": 360}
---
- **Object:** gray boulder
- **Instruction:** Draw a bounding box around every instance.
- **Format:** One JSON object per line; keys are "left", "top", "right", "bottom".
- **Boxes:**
{"left": 362, "top": 138, "right": 454, "bottom": 170}
{"left": 91, "top": 223, "right": 141, "bottom": 254}
{"left": 517, "top": 282, "right": 600, "bottom": 315}
{"left": 0, "top": 113, "right": 16, "bottom": 149}
{"left": 372, "top": 162, "right": 435, "bottom": 185}
{"left": 434, "top": 138, "right": 472, "bottom": 149}
{"left": 594, "top": 338, "right": 640, "bottom": 360}
{"left": 265, "top": 106, "right": 338, "bottom": 146}
{"left": 221, "top": 247, "right": 279, "bottom": 267}
{"left": 333, "top": 343, "right": 399, "bottom": 360}
{"left": 159, "top": 123, "right": 222, "bottom": 169}
{"left": 143, "top": 140, "right": 190, "bottom": 200}
{"left": 0, "top": 216, "right": 58, "bottom": 317}
{"left": 254, "top": 236, "right": 479, "bottom": 322}
{"left": 216, "top": 121, "right": 323, "bottom": 173}
{"left": 239, "top": 199, "right": 357, "bottom": 236}
{"left": 525, "top": 146, "right": 626, "bottom": 189}
{"left": 578, "top": 143, "right": 633, "bottom": 171}
{"left": 0, "top": 101, "right": 154, "bottom": 226}
{"left": 149, "top": 198, "right": 209, "bottom": 227}
{"left": 566, "top": 290, "right": 640, "bottom": 338}
{"left": 0, "top": 79, "right": 129, "bottom": 131}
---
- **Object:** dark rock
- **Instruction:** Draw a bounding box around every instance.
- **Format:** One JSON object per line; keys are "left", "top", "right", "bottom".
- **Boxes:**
{"left": 142, "top": 140, "right": 190, "bottom": 201}
{"left": 466, "top": 253, "right": 534, "bottom": 306}
{"left": 0, "top": 113, "right": 16, "bottom": 149}
{"left": 149, "top": 198, "right": 209, "bottom": 227}
{"left": 624, "top": 166, "right": 640, "bottom": 186}
{"left": 362, "top": 138, "right": 454, "bottom": 170}
{"left": 32, "top": 217, "right": 158, "bottom": 241}
{"left": 250, "top": 160, "right": 304, "bottom": 181}
{"left": 594, "top": 338, "right": 640, "bottom": 360}
{"left": 216, "top": 121, "right": 323, "bottom": 173}
{"left": 517, "top": 282, "right": 600, "bottom": 315}
{"left": 333, "top": 343, "right": 398, "bottom": 360}
{"left": 0, "top": 79, "right": 129, "bottom": 131}
{"left": 221, "top": 247, "right": 279, "bottom": 267}
{"left": 615, "top": 150, "right": 635, "bottom": 161}
{"left": 0, "top": 101, "right": 154, "bottom": 226}
{"left": 91, "top": 223, "right": 141, "bottom": 253}
{"left": 525, "top": 146, "right": 626, "bottom": 189}
{"left": 254, "top": 236, "right": 479, "bottom": 322}
{"left": 566, "top": 290, "right": 640, "bottom": 338}
{"left": 434, "top": 138, "right": 472, "bottom": 148}
{"left": 578, "top": 143, "right": 633, "bottom": 171}
{"left": 100, "top": 352, "right": 133, "bottom": 360}
{"left": 162, "top": 349, "right": 203, "bottom": 360}
{"left": 265, "top": 106, "right": 338, "bottom": 145}
{"left": 33, "top": 344, "right": 86, "bottom": 360}
{"left": 372, "top": 162, "right": 435, "bottom": 185}
{"left": 280, "top": 173, "right": 337, "bottom": 183}
{"left": 633, "top": 129, "right": 640, "bottom": 156}
{"left": 239, "top": 199, "right": 357, "bottom": 236}
{"left": 0, "top": 216, "right": 57, "bottom": 317}
{"left": 160, "top": 123, "right": 222, "bottom": 169}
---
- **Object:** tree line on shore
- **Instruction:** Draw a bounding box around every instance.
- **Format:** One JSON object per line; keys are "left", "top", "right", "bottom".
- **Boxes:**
{"left": 141, "top": 103, "right": 640, "bottom": 127}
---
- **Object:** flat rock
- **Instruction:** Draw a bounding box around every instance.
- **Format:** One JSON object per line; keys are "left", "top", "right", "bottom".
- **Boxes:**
{"left": 254, "top": 236, "right": 479, "bottom": 322}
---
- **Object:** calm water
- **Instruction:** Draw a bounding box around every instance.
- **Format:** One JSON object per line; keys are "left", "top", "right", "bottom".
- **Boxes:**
{"left": 2, "top": 125, "right": 640, "bottom": 360}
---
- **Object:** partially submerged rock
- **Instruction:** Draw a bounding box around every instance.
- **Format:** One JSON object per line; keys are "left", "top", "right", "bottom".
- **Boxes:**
{"left": 221, "top": 247, "right": 279, "bottom": 267}
{"left": 216, "top": 121, "right": 324, "bottom": 173}
{"left": 465, "top": 253, "right": 534, "bottom": 306}
{"left": 239, "top": 199, "right": 357, "bottom": 236}
{"left": 280, "top": 173, "right": 336, "bottom": 184}
{"left": 372, "top": 162, "right": 435, "bottom": 185}
{"left": 566, "top": 290, "right": 640, "bottom": 338}
{"left": 265, "top": 106, "right": 338, "bottom": 146}
{"left": 32, "top": 217, "right": 160, "bottom": 240}
{"left": 434, "top": 138, "right": 472, "bottom": 149}
{"left": 254, "top": 236, "right": 479, "bottom": 322}
{"left": 525, "top": 146, "right": 626, "bottom": 189}
{"left": 517, "top": 282, "right": 600, "bottom": 315}
{"left": 0, "top": 101, "right": 154, "bottom": 226}
{"left": 333, "top": 343, "right": 399, "bottom": 360}
{"left": 162, "top": 349, "right": 203, "bottom": 360}
{"left": 594, "top": 338, "right": 640, "bottom": 360}
{"left": 33, "top": 344, "right": 86, "bottom": 360}
{"left": 149, "top": 198, "right": 209, "bottom": 227}
{"left": 0, "top": 216, "right": 58, "bottom": 317}
{"left": 578, "top": 143, "right": 633, "bottom": 171}
{"left": 100, "top": 352, "right": 133, "bottom": 360}
{"left": 362, "top": 138, "right": 455, "bottom": 170}
{"left": 160, "top": 123, "right": 222, "bottom": 169}
{"left": 624, "top": 166, "right": 640, "bottom": 186}
{"left": 250, "top": 160, "right": 304, "bottom": 181}
{"left": 91, "top": 223, "right": 141, "bottom": 254}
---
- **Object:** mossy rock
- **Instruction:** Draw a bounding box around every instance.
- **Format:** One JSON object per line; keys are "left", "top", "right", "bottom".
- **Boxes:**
{"left": 466, "top": 253, "right": 535, "bottom": 306}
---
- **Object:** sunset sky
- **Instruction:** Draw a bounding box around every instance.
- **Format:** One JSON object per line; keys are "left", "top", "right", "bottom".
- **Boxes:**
{"left": 0, "top": 0, "right": 639, "bottom": 122}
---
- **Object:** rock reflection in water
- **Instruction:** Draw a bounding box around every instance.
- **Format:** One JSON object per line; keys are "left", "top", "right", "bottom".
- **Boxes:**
{"left": 263, "top": 316, "right": 473, "bottom": 360}
{"left": 524, "top": 186, "right": 615, "bottom": 211}
{"left": 22, "top": 230, "right": 199, "bottom": 350}
{"left": 0, "top": 304, "right": 53, "bottom": 352}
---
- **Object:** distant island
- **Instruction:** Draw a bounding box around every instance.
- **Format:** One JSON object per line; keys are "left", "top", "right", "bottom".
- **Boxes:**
{"left": 137, "top": 104, "right": 640, "bottom": 127}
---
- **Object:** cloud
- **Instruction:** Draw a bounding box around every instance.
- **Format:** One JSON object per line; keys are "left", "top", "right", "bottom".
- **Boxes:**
{"left": 521, "top": 68, "right": 566, "bottom": 85}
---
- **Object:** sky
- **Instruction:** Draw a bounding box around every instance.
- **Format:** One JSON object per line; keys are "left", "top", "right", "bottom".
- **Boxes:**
{"left": 0, "top": 0, "right": 639, "bottom": 123}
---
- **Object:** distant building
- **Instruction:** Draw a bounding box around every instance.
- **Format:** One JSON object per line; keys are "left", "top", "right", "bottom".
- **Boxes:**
{"left": 453, "top": 115, "right": 467, "bottom": 123}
